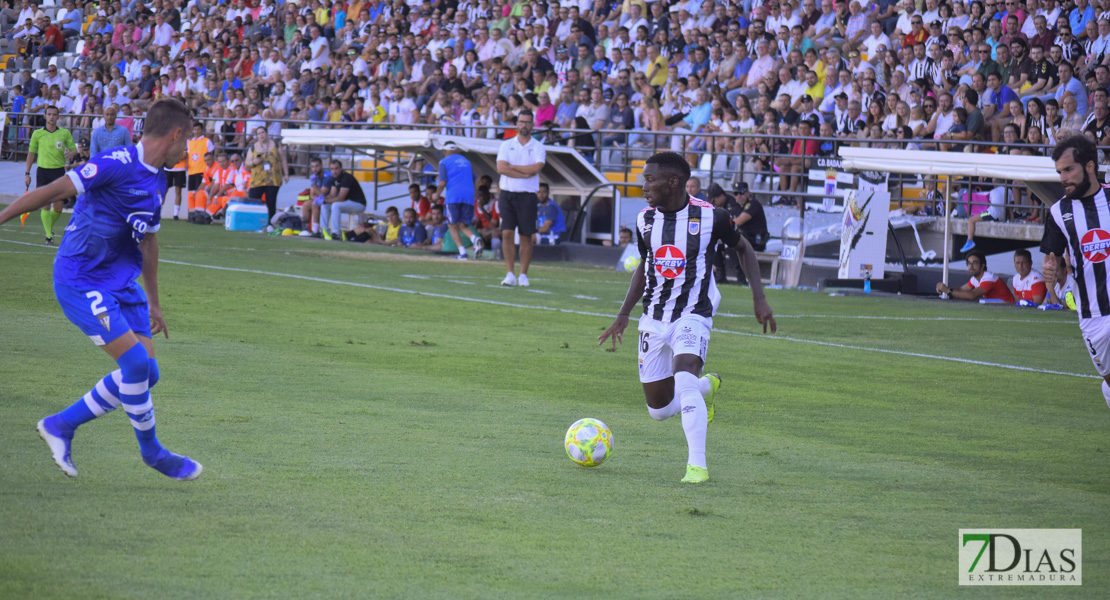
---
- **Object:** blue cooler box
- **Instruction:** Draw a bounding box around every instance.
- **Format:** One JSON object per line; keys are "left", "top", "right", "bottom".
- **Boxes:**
{"left": 225, "top": 202, "right": 268, "bottom": 231}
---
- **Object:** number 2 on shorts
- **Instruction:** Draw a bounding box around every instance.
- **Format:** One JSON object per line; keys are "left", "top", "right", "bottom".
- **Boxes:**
{"left": 86, "top": 291, "right": 105, "bottom": 315}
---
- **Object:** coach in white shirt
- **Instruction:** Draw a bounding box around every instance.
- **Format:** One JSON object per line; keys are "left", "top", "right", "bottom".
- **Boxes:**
{"left": 496, "top": 109, "right": 546, "bottom": 287}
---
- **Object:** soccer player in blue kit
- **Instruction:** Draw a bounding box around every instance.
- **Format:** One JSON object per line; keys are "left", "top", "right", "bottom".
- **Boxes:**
{"left": 0, "top": 99, "right": 202, "bottom": 480}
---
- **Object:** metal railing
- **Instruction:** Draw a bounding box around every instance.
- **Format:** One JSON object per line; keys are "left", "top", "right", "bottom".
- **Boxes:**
{"left": 2, "top": 111, "right": 1060, "bottom": 227}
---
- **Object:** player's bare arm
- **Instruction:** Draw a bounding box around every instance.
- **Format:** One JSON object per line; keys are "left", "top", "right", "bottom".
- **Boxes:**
{"left": 140, "top": 232, "right": 167, "bottom": 339}
{"left": 734, "top": 235, "right": 777, "bottom": 334}
{"left": 599, "top": 259, "right": 646, "bottom": 350}
{"left": 1043, "top": 251, "right": 1058, "bottom": 289}
{"left": 937, "top": 281, "right": 984, "bottom": 300}
{"left": 0, "top": 175, "right": 78, "bottom": 226}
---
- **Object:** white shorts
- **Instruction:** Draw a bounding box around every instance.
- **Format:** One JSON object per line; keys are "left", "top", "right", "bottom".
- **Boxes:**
{"left": 1079, "top": 317, "right": 1110, "bottom": 377}
{"left": 637, "top": 317, "right": 711, "bottom": 383}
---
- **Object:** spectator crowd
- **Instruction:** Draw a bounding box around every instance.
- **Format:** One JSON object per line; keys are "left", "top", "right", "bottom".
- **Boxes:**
{"left": 6, "top": 0, "right": 1110, "bottom": 225}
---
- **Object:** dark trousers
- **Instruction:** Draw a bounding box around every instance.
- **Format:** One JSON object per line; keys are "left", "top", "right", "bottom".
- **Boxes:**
{"left": 250, "top": 185, "right": 281, "bottom": 221}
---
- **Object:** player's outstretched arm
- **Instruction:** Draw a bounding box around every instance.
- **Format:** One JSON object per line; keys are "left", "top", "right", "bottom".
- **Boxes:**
{"left": 735, "top": 236, "right": 777, "bottom": 334}
{"left": 599, "top": 259, "right": 646, "bottom": 350}
{"left": 140, "top": 232, "right": 168, "bottom": 339}
{"left": 0, "top": 174, "right": 78, "bottom": 227}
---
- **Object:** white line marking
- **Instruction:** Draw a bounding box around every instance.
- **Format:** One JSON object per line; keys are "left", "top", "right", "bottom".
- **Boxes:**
{"left": 0, "top": 238, "right": 54, "bottom": 248}
{"left": 0, "top": 250, "right": 53, "bottom": 255}
{"left": 0, "top": 238, "right": 1078, "bottom": 325}
{"left": 447, "top": 279, "right": 475, "bottom": 285}
{"left": 156, "top": 259, "right": 1098, "bottom": 380}
{"left": 714, "top": 311, "right": 1074, "bottom": 324}
{"left": 525, "top": 289, "right": 552, "bottom": 294}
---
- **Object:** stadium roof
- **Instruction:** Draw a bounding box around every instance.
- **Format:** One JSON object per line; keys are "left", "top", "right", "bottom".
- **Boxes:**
{"left": 279, "top": 129, "right": 613, "bottom": 198}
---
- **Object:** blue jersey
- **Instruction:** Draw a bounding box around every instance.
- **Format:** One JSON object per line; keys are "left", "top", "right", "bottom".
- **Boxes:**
{"left": 438, "top": 154, "right": 475, "bottom": 205}
{"left": 399, "top": 222, "right": 428, "bottom": 246}
{"left": 54, "top": 144, "right": 165, "bottom": 291}
{"left": 428, "top": 223, "right": 448, "bottom": 244}
{"left": 537, "top": 200, "right": 566, "bottom": 235}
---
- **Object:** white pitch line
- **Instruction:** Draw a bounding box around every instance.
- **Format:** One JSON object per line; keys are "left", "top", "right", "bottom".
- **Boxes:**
{"left": 447, "top": 279, "right": 475, "bottom": 285}
{"left": 156, "top": 258, "right": 1098, "bottom": 380}
{"left": 714, "top": 311, "right": 1074, "bottom": 324}
{"left": 0, "top": 238, "right": 54, "bottom": 248}
{"left": 0, "top": 237, "right": 1079, "bottom": 326}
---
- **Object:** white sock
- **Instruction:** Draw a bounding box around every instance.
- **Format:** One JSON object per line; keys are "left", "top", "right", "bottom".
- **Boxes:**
{"left": 173, "top": 205, "right": 179, "bottom": 217}
{"left": 647, "top": 396, "right": 680, "bottom": 421}
{"left": 1102, "top": 381, "right": 1110, "bottom": 410}
{"left": 699, "top": 376, "right": 712, "bottom": 397}
{"left": 675, "top": 371, "right": 707, "bottom": 469}
{"left": 312, "top": 222, "right": 319, "bottom": 233}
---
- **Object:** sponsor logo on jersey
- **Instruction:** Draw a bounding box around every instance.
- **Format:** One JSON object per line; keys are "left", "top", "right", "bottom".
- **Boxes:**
{"left": 97, "top": 313, "right": 110, "bottom": 331}
{"left": 126, "top": 211, "right": 155, "bottom": 243}
{"left": 1081, "top": 228, "right": 1110, "bottom": 263}
{"left": 80, "top": 163, "right": 97, "bottom": 178}
{"left": 653, "top": 245, "right": 686, "bottom": 279}
{"left": 688, "top": 218, "right": 700, "bottom": 235}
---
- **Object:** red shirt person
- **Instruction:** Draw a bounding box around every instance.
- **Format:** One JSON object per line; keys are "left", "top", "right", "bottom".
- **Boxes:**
{"left": 1011, "top": 249, "right": 1048, "bottom": 304}
{"left": 936, "top": 251, "right": 1017, "bottom": 303}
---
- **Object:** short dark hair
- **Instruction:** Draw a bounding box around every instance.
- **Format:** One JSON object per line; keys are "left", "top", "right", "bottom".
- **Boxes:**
{"left": 386, "top": 206, "right": 399, "bottom": 215}
{"left": 539, "top": 182, "right": 549, "bottom": 191}
{"left": 409, "top": 183, "right": 421, "bottom": 191}
{"left": 645, "top": 151, "right": 691, "bottom": 184}
{"left": 966, "top": 250, "right": 987, "bottom": 266}
{"left": 1014, "top": 248, "right": 1032, "bottom": 261}
{"left": 518, "top": 108, "right": 534, "bottom": 121}
{"left": 1052, "top": 134, "right": 1099, "bottom": 171}
{"left": 144, "top": 98, "right": 191, "bottom": 138}
{"left": 964, "top": 89, "right": 979, "bottom": 105}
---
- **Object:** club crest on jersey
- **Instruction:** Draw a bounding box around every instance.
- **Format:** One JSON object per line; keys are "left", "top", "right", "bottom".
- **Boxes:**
{"left": 1081, "top": 228, "right": 1110, "bottom": 262}
{"left": 688, "top": 218, "right": 700, "bottom": 235}
{"left": 653, "top": 245, "right": 686, "bottom": 279}
{"left": 97, "top": 312, "right": 110, "bottom": 331}
{"left": 80, "top": 163, "right": 97, "bottom": 178}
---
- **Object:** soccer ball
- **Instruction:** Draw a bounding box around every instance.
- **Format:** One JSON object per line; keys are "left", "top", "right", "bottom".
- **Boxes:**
{"left": 623, "top": 254, "right": 642, "bottom": 273}
{"left": 565, "top": 418, "right": 613, "bottom": 467}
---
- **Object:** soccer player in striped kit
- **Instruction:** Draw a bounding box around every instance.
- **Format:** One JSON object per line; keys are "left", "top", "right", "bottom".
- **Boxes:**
{"left": 1044, "top": 135, "right": 1110, "bottom": 408}
{"left": 599, "top": 152, "right": 777, "bottom": 483}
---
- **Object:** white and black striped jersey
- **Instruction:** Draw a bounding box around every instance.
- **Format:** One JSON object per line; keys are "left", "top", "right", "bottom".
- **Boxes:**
{"left": 635, "top": 197, "right": 743, "bottom": 332}
{"left": 1041, "top": 187, "right": 1110, "bottom": 318}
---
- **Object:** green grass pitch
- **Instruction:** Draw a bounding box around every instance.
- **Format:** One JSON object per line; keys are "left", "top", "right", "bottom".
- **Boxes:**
{"left": 1, "top": 218, "right": 1106, "bottom": 599}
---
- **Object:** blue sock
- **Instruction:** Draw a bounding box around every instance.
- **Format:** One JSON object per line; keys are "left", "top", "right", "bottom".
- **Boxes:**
{"left": 57, "top": 370, "right": 123, "bottom": 433}
{"left": 117, "top": 344, "right": 163, "bottom": 459}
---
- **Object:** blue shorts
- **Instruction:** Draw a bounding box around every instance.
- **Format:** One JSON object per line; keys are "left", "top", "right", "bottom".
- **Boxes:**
{"left": 445, "top": 202, "right": 475, "bottom": 225}
{"left": 55, "top": 280, "right": 151, "bottom": 346}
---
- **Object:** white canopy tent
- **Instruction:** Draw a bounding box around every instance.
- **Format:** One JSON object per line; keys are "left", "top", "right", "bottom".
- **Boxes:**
{"left": 838, "top": 147, "right": 1062, "bottom": 181}
{"left": 279, "top": 129, "right": 613, "bottom": 200}
{"left": 838, "top": 147, "right": 1064, "bottom": 286}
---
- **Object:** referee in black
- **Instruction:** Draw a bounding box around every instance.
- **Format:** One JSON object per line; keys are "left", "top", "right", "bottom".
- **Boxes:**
{"left": 495, "top": 109, "right": 547, "bottom": 287}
